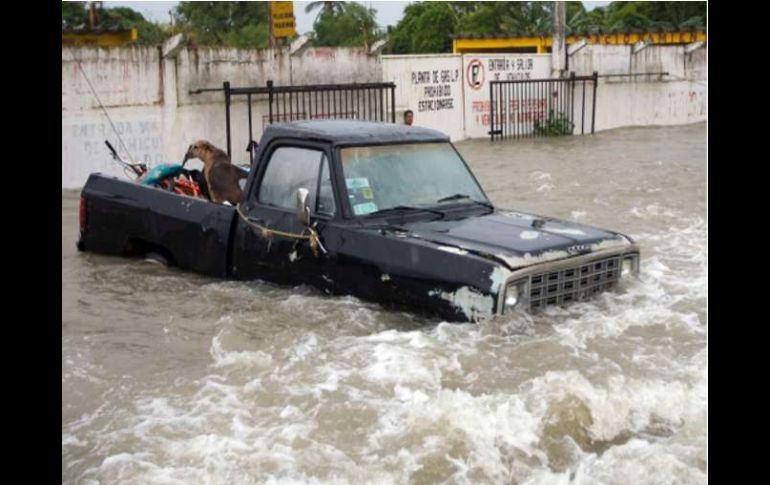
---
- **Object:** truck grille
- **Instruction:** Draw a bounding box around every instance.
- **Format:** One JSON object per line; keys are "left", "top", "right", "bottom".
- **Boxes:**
{"left": 528, "top": 255, "right": 622, "bottom": 310}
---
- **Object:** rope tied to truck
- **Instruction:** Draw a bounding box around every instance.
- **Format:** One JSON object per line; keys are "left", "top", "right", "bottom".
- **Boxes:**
{"left": 235, "top": 204, "right": 326, "bottom": 257}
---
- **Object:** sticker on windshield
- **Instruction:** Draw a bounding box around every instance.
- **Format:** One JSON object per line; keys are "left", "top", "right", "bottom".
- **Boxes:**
{"left": 347, "top": 177, "right": 377, "bottom": 211}
{"left": 353, "top": 202, "right": 378, "bottom": 215}
{"left": 346, "top": 177, "right": 370, "bottom": 189}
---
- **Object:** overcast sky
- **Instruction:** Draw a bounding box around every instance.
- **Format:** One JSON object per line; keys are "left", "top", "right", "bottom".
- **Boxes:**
{"left": 105, "top": 1, "right": 613, "bottom": 33}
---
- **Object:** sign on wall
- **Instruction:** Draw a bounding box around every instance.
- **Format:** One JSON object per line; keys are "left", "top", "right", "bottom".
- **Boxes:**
{"left": 382, "top": 55, "right": 464, "bottom": 140}
{"left": 462, "top": 54, "right": 551, "bottom": 139}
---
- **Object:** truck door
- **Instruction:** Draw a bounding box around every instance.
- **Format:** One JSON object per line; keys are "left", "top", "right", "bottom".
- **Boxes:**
{"left": 231, "top": 142, "right": 338, "bottom": 291}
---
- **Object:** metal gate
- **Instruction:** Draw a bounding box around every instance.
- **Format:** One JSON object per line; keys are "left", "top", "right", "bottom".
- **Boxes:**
{"left": 489, "top": 72, "right": 598, "bottom": 141}
{"left": 191, "top": 80, "right": 396, "bottom": 163}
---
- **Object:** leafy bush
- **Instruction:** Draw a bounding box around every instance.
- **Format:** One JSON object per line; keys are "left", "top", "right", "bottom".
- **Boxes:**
{"left": 533, "top": 110, "right": 575, "bottom": 136}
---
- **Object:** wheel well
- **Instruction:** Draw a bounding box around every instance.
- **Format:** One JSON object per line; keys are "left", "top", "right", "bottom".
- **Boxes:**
{"left": 123, "top": 238, "right": 176, "bottom": 266}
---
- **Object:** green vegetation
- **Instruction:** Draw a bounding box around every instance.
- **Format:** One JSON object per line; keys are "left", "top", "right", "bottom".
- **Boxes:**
{"left": 534, "top": 110, "right": 575, "bottom": 136}
{"left": 388, "top": 1, "right": 707, "bottom": 54}
{"left": 172, "top": 2, "right": 269, "bottom": 48}
{"left": 61, "top": 1, "right": 168, "bottom": 45}
{"left": 389, "top": 2, "right": 458, "bottom": 54}
{"left": 62, "top": 1, "right": 707, "bottom": 50}
{"left": 311, "top": 2, "right": 382, "bottom": 48}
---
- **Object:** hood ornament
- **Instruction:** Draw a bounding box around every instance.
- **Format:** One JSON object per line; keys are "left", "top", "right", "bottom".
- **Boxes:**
{"left": 566, "top": 244, "right": 591, "bottom": 255}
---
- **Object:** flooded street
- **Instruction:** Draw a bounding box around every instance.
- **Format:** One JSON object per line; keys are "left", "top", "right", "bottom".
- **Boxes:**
{"left": 62, "top": 123, "right": 707, "bottom": 484}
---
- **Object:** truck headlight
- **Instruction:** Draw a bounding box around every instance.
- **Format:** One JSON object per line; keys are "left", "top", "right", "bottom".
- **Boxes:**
{"left": 621, "top": 255, "right": 640, "bottom": 277}
{"left": 504, "top": 279, "right": 527, "bottom": 310}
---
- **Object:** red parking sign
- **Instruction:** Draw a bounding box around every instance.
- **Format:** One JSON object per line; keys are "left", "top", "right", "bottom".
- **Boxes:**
{"left": 467, "top": 59, "right": 485, "bottom": 90}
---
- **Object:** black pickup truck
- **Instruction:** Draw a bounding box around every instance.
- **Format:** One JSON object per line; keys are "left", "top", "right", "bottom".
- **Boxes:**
{"left": 77, "top": 120, "right": 639, "bottom": 321}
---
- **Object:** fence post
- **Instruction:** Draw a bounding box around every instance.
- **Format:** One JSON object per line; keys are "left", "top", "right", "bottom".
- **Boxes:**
{"left": 267, "top": 80, "right": 274, "bottom": 124}
{"left": 224, "top": 81, "right": 231, "bottom": 158}
{"left": 570, "top": 72, "right": 576, "bottom": 134}
{"left": 489, "top": 81, "right": 495, "bottom": 141}
{"left": 390, "top": 85, "right": 395, "bottom": 123}
{"left": 591, "top": 71, "right": 598, "bottom": 134}
{"left": 247, "top": 93, "right": 253, "bottom": 165}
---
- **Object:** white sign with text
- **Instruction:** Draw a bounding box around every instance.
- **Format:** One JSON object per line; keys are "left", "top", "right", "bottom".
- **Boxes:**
{"left": 462, "top": 54, "right": 552, "bottom": 139}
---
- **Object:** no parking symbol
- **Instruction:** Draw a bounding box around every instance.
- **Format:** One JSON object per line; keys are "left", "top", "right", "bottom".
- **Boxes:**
{"left": 467, "top": 59, "right": 485, "bottom": 90}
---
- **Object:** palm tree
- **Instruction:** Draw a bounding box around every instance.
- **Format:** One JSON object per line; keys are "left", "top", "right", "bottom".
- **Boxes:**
{"left": 305, "top": 1, "right": 345, "bottom": 16}
{"left": 647, "top": 2, "right": 706, "bottom": 30}
{"left": 500, "top": 2, "right": 552, "bottom": 34}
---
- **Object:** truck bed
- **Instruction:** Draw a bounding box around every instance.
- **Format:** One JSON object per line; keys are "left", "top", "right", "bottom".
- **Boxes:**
{"left": 78, "top": 174, "right": 238, "bottom": 278}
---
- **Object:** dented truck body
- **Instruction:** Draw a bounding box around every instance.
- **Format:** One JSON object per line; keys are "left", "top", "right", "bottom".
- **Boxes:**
{"left": 78, "top": 120, "right": 640, "bottom": 322}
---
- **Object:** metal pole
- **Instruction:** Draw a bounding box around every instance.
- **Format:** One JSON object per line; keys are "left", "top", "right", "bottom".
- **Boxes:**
{"left": 581, "top": 79, "right": 586, "bottom": 135}
{"left": 391, "top": 85, "right": 396, "bottom": 122}
{"left": 514, "top": 83, "right": 518, "bottom": 139}
{"left": 489, "top": 81, "right": 495, "bottom": 141}
{"left": 591, "top": 71, "right": 598, "bottom": 134}
{"left": 224, "top": 81, "right": 231, "bottom": 158}
{"left": 379, "top": 87, "right": 384, "bottom": 122}
{"left": 247, "top": 93, "right": 253, "bottom": 164}
{"left": 569, "top": 72, "right": 575, "bottom": 134}
{"left": 267, "top": 80, "right": 274, "bottom": 124}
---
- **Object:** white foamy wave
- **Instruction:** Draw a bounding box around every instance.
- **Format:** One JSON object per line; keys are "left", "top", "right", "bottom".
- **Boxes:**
{"left": 210, "top": 331, "right": 274, "bottom": 368}
{"left": 630, "top": 204, "right": 679, "bottom": 219}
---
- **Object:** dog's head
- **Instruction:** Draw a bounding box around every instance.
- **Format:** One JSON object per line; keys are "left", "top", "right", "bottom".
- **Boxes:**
{"left": 183, "top": 140, "right": 217, "bottom": 166}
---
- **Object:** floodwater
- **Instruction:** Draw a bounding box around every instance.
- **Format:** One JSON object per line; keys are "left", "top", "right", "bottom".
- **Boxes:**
{"left": 62, "top": 123, "right": 707, "bottom": 484}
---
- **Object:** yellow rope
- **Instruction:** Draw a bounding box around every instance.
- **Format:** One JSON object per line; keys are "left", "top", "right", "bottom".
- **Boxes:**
{"left": 235, "top": 203, "right": 324, "bottom": 257}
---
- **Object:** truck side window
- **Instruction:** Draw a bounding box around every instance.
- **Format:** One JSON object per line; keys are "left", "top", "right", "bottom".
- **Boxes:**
{"left": 258, "top": 147, "right": 335, "bottom": 216}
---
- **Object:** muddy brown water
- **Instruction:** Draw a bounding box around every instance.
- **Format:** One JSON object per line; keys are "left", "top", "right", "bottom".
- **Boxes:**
{"left": 62, "top": 123, "right": 706, "bottom": 484}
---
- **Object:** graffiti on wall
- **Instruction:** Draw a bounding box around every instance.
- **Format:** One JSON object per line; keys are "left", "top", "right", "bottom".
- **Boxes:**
{"left": 69, "top": 120, "right": 164, "bottom": 165}
{"left": 63, "top": 117, "right": 166, "bottom": 188}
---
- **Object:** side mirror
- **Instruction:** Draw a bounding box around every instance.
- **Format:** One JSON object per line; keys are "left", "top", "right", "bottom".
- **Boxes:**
{"left": 296, "top": 187, "right": 310, "bottom": 225}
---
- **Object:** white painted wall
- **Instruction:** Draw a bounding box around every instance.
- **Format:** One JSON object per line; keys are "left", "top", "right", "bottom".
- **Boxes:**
{"left": 292, "top": 48, "right": 382, "bottom": 86}
{"left": 462, "top": 54, "right": 552, "bottom": 139}
{"left": 62, "top": 46, "right": 382, "bottom": 189}
{"left": 382, "top": 54, "right": 464, "bottom": 140}
{"left": 62, "top": 47, "right": 161, "bottom": 111}
{"left": 569, "top": 44, "right": 707, "bottom": 131}
{"left": 62, "top": 44, "right": 707, "bottom": 189}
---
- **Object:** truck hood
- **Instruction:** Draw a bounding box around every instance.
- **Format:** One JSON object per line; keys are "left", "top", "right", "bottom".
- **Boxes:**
{"left": 401, "top": 210, "right": 633, "bottom": 270}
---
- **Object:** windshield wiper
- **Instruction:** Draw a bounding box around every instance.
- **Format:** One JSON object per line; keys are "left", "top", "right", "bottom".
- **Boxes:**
{"left": 367, "top": 205, "right": 445, "bottom": 218}
{"left": 436, "top": 194, "right": 494, "bottom": 210}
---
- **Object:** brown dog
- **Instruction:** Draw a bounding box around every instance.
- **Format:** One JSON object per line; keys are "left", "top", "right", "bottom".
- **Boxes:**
{"left": 183, "top": 140, "right": 246, "bottom": 205}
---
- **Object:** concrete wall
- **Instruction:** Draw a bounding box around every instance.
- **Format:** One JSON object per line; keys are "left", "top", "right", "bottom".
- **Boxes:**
{"left": 293, "top": 47, "right": 382, "bottom": 85}
{"left": 569, "top": 44, "right": 707, "bottom": 130}
{"left": 62, "top": 43, "right": 706, "bottom": 189}
{"left": 62, "top": 46, "right": 381, "bottom": 189}
{"left": 381, "top": 53, "right": 553, "bottom": 140}
{"left": 462, "top": 54, "right": 552, "bottom": 139}
{"left": 382, "top": 54, "right": 464, "bottom": 140}
{"left": 62, "top": 47, "right": 162, "bottom": 110}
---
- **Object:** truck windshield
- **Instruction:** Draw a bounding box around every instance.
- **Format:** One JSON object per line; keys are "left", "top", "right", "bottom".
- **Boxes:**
{"left": 340, "top": 143, "right": 489, "bottom": 216}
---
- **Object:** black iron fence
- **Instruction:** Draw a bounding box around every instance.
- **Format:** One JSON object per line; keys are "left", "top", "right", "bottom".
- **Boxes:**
{"left": 489, "top": 72, "right": 598, "bottom": 141}
{"left": 192, "top": 81, "right": 396, "bottom": 162}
